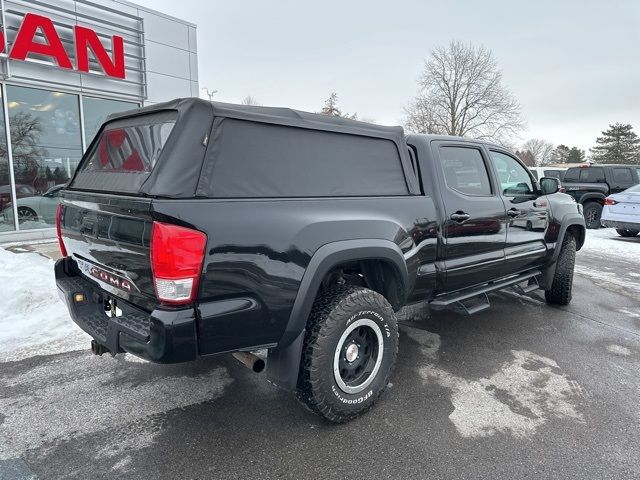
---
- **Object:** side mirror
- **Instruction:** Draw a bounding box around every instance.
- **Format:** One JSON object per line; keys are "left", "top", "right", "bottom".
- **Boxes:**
{"left": 540, "top": 177, "right": 560, "bottom": 195}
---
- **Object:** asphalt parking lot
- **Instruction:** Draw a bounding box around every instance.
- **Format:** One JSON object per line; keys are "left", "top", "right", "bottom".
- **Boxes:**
{"left": 1, "top": 234, "right": 640, "bottom": 479}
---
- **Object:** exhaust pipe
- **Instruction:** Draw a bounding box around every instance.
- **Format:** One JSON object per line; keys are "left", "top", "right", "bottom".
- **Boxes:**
{"left": 91, "top": 340, "right": 110, "bottom": 356}
{"left": 232, "top": 351, "right": 265, "bottom": 373}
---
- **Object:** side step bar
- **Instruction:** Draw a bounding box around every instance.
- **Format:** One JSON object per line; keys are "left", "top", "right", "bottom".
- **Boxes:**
{"left": 430, "top": 270, "right": 541, "bottom": 315}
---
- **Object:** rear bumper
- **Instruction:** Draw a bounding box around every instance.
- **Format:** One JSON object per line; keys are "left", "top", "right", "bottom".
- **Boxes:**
{"left": 601, "top": 209, "right": 640, "bottom": 230}
{"left": 55, "top": 257, "right": 197, "bottom": 363}
{"left": 601, "top": 220, "right": 640, "bottom": 231}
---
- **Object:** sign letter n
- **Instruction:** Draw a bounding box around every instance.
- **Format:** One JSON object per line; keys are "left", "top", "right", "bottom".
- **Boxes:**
{"left": 75, "top": 26, "right": 125, "bottom": 79}
{"left": 9, "top": 13, "right": 73, "bottom": 68}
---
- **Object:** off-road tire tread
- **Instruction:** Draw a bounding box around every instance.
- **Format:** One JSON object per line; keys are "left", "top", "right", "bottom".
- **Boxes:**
{"left": 545, "top": 233, "right": 576, "bottom": 305}
{"left": 296, "top": 285, "right": 398, "bottom": 423}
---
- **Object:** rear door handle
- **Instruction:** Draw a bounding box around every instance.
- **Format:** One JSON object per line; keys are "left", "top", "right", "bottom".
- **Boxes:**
{"left": 507, "top": 209, "right": 521, "bottom": 217}
{"left": 450, "top": 212, "right": 470, "bottom": 222}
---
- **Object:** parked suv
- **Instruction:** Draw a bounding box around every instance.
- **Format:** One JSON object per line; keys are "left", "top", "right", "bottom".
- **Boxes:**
{"left": 562, "top": 164, "right": 640, "bottom": 228}
{"left": 55, "top": 99, "right": 585, "bottom": 422}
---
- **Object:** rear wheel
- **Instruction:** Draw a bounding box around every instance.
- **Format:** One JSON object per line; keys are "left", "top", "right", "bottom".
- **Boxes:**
{"left": 616, "top": 229, "right": 639, "bottom": 237}
{"left": 545, "top": 233, "right": 576, "bottom": 305}
{"left": 297, "top": 285, "right": 398, "bottom": 423}
{"left": 583, "top": 202, "right": 602, "bottom": 229}
{"left": 17, "top": 207, "right": 38, "bottom": 223}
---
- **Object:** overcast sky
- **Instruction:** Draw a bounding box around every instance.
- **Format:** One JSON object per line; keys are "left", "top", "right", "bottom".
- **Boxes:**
{"left": 136, "top": 0, "right": 639, "bottom": 151}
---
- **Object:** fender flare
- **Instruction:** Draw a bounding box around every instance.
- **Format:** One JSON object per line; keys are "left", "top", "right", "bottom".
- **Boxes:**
{"left": 540, "top": 213, "right": 585, "bottom": 290}
{"left": 578, "top": 192, "right": 606, "bottom": 205}
{"left": 266, "top": 239, "right": 408, "bottom": 391}
{"left": 553, "top": 212, "right": 586, "bottom": 261}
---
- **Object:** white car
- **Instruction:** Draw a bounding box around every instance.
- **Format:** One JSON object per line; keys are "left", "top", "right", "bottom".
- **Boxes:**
{"left": 1, "top": 184, "right": 64, "bottom": 226}
{"left": 601, "top": 184, "right": 640, "bottom": 237}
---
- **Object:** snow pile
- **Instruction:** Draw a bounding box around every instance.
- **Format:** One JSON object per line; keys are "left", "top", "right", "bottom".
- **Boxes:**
{"left": 0, "top": 247, "right": 88, "bottom": 357}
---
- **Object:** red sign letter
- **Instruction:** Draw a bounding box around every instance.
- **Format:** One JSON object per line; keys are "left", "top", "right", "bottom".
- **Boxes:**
{"left": 75, "top": 25, "right": 125, "bottom": 79}
{"left": 9, "top": 13, "right": 72, "bottom": 69}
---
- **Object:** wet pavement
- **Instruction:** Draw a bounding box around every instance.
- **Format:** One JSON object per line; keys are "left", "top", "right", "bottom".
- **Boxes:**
{"left": 1, "top": 239, "right": 639, "bottom": 479}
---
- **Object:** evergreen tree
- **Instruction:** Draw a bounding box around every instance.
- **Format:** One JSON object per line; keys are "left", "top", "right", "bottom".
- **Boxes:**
{"left": 551, "top": 145, "right": 571, "bottom": 163}
{"left": 321, "top": 92, "right": 342, "bottom": 117}
{"left": 550, "top": 144, "right": 585, "bottom": 164}
{"left": 320, "top": 93, "right": 358, "bottom": 119}
{"left": 567, "top": 147, "right": 586, "bottom": 163}
{"left": 590, "top": 123, "right": 640, "bottom": 164}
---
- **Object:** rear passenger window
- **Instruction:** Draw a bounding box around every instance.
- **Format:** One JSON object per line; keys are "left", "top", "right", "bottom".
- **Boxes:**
{"left": 207, "top": 119, "right": 408, "bottom": 197}
{"left": 440, "top": 146, "right": 492, "bottom": 196}
{"left": 612, "top": 167, "right": 633, "bottom": 184}
{"left": 564, "top": 168, "right": 580, "bottom": 182}
{"left": 582, "top": 167, "right": 605, "bottom": 183}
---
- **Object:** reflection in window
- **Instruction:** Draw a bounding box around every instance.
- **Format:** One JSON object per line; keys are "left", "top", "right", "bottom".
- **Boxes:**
{"left": 440, "top": 146, "right": 492, "bottom": 196}
{"left": 7, "top": 85, "right": 82, "bottom": 230}
{"left": 83, "top": 97, "right": 138, "bottom": 146}
{"left": 0, "top": 87, "right": 15, "bottom": 232}
{"left": 489, "top": 151, "right": 534, "bottom": 196}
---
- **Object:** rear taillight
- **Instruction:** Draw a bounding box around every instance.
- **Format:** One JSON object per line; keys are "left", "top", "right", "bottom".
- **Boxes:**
{"left": 56, "top": 203, "right": 68, "bottom": 257}
{"left": 604, "top": 197, "right": 617, "bottom": 206}
{"left": 150, "top": 222, "right": 207, "bottom": 305}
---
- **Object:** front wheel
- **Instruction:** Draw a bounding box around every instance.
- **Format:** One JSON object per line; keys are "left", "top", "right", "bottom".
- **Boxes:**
{"left": 583, "top": 202, "right": 602, "bottom": 229}
{"left": 616, "top": 229, "right": 639, "bottom": 238}
{"left": 545, "top": 233, "right": 577, "bottom": 305}
{"left": 297, "top": 285, "right": 398, "bottom": 423}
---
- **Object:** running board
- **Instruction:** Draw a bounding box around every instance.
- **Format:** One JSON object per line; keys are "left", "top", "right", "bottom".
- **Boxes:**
{"left": 430, "top": 270, "right": 541, "bottom": 315}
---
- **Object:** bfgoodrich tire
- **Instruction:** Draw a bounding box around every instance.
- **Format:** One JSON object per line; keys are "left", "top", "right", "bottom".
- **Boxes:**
{"left": 545, "top": 233, "right": 577, "bottom": 306}
{"left": 296, "top": 285, "right": 398, "bottom": 423}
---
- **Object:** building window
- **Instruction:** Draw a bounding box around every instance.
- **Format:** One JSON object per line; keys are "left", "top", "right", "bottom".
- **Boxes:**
{"left": 0, "top": 87, "right": 14, "bottom": 232}
{"left": 6, "top": 85, "right": 82, "bottom": 230}
{"left": 82, "top": 97, "right": 138, "bottom": 146}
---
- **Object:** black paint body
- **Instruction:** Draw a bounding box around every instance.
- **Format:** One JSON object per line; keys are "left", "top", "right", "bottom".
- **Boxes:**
{"left": 56, "top": 99, "right": 586, "bottom": 386}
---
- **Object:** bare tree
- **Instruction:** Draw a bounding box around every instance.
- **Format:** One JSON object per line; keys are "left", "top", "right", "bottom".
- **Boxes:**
{"left": 241, "top": 95, "right": 261, "bottom": 106}
{"left": 404, "top": 40, "right": 524, "bottom": 144}
{"left": 521, "top": 138, "right": 555, "bottom": 166}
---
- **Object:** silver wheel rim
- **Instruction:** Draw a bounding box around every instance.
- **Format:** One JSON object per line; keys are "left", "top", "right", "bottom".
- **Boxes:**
{"left": 333, "top": 318, "right": 384, "bottom": 394}
{"left": 18, "top": 208, "right": 36, "bottom": 223}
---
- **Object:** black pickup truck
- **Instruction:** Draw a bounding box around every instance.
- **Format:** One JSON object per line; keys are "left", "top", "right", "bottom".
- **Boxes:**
{"left": 562, "top": 164, "right": 640, "bottom": 228}
{"left": 55, "top": 99, "right": 585, "bottom": 422}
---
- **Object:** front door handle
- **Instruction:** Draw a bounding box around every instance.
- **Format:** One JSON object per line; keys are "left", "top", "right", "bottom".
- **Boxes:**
{"left": 507, "top": 209, "right": 521, "bottom": 217}
{"left": 450, "top": 212, "right": 470, "bottom": 222}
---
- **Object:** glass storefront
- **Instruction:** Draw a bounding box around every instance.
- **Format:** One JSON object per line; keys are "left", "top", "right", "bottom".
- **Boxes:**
{"left": 83, "top": 97, "right": 138, "bottom": 145}
{"left": 0, "top": 88, "right": 13, "bottom": 232}
{"left": 0, "top": 85, "right": 138, "bottom": 232}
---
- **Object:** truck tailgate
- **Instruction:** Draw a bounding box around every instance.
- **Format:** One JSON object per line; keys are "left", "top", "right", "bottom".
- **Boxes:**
{"left": 60, "top": 191, "right": 157, "bottom": 311}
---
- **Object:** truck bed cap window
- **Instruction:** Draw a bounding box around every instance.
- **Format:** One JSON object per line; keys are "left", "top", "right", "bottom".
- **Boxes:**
{"left": 71, "top": 111, "right": 177, "bottom": 194}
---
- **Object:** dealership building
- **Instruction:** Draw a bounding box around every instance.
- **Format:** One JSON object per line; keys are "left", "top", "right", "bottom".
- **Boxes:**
{"left": 0, "top": 0, "right": 198, "bottom": 242}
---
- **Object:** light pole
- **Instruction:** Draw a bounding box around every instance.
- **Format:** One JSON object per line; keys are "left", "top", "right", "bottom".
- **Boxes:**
{"left": 202, "top": 87, "right": 218, "bottom": 101}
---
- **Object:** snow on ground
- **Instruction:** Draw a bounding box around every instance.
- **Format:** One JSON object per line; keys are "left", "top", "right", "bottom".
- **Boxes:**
{"left": 576, "top": 227, "right": 640, "bottom": 296}
{"left": 0, "top": 247, "right": 88, "bottom": 360}
{"left": 580, "top": 227, "right": 640, "bottom": 261}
